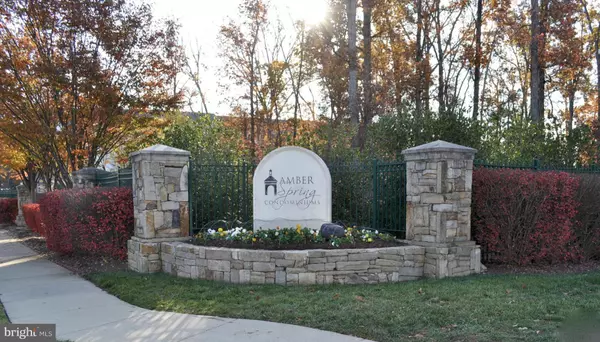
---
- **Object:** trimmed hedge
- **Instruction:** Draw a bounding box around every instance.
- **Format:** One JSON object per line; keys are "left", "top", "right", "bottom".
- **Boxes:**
{"left": 40, "top": 187, "right": 134, "bottom": 259}
{"left": 472, "top": 169, "right": 580, "bottom": 265}
{"left": 23, "top": 204, "right": 43, "bottom": 236}
{"left": 0, "top": 198, "right": 18, "bottom": 224}
{"left": 574, "top": 174, "right": 600, "bottom": 260}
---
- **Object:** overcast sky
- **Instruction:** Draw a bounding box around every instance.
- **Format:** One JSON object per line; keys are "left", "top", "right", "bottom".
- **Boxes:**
{"left": 151, "top": 0, "right": 329, "bottom": 115}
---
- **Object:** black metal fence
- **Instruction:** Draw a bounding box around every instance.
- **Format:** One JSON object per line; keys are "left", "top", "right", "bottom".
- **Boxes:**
{"left": 0, "top": 189, "right": 17, "bottom": 198}
{"left": 96, "top": 168, "right": 133, "bottom": 188}
{"left": 189, "top": 160, "right": 407, "bottom": 237}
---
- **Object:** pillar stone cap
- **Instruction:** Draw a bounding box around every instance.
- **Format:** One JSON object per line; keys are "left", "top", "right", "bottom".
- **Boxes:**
{"left": 129, "top": 144, "right": 191, "bottom": 158}
{"left": 402, "top": 140, "right": 477, "bottom": 155}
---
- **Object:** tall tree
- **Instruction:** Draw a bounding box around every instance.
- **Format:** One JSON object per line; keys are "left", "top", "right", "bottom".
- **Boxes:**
{"left": 358, "top": 0, "right": 373, "bottom": 149}
{"left": 581, "top": 0, "right": 600, "bottom": 121}
{"left": 219, "top": 0, "right": 268, "bottom": 159}
{"left": 473, "top": 0, "right": 484, "bottom": 119}
{"left": 347, "top": 0, "right": 359, "bottom": 142}
{"left": 184, "top": 42, "right": 210, "bottom": 114}
{"left": 530, "top": 0, "right": 547, "bottom": 123}
{"left": 0, "top": 0, "right": 183, "bottom": 188}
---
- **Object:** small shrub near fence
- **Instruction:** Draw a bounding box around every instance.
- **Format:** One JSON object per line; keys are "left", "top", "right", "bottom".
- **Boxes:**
{"left": 40, "top": 187, "right": 134, "bottom": 259}
{"left": 0, "top": 198, "right": 18, "bottom": 224}
{"left": 23, "top": 204, "right": 43, "bottom": 236}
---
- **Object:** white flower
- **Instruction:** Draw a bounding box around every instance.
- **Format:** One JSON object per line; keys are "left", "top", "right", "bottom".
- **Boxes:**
{"left": 312, "top": 230, "right": 318, "bottom": 235}
{"left": 275, "top": 232, "right": 279, "bottom": 236}
{"left": 375, "top": 230, "right": 379, "bottom": 235}
{"left": 207, "top": 229, "right": 216, "bottom": 235}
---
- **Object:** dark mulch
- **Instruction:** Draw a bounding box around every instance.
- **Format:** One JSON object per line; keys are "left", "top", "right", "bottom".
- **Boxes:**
{"left": 1, "top": 225, "right": 126, "bottom": 276}
{"left": 190, "top": 238, "right": 406, "bottom": 250}
{"left": 485, "top": 261, "right": 600, "bottom": 275}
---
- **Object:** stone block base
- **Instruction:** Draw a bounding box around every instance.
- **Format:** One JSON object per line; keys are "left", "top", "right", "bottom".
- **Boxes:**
{"left": 15, "top": 215, "right": 26, "bottom": 227}
{"left": 128, "top": 239, "right": 482, "bottom": 283}
{"left": 127, "top": 236, "right": 188, "bottom": 273}
{"left": 160, "top": 243, "right": 427, "bottom": 285}
{"left": 423, "top": 242, "right": 481, "bottom": 279}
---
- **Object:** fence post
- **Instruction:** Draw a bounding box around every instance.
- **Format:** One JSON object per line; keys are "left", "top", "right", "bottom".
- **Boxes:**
{"left": 402, "top": 140, "right": 481, "bottom": 279}
{"left": 127, "top": 144, "right": 191, "bottom": 273}
{"left": 242, "top": 162, "right": 248, "bottom": 222}
{"left": 372, "top": 159, "right": 378, "bottom": 229}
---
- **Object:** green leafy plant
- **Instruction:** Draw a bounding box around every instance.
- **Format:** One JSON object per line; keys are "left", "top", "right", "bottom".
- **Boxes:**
{"left": 193, "top": 224, "right": 395, "bottom": 248}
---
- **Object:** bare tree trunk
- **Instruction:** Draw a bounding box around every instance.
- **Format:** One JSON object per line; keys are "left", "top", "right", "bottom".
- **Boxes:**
{"left": 293, "top": 24, "right": 305, "bottom": 144}
{"left": 567, "top": 87, "right": 575, "bottom": 135}
{"left": 250, "top": 55, "right": 256, "bottom": 159}
{"left": 415, "top": 0, "right": 423, "bottom": 119}
{"left": 359, "top": 0, "right": 372, "bottom": 150}
{"left": 348, "top": 0, "right": 359, "bottom": 147}
{"left": 529, "top": 0, "right": 543, "bottom": 123}
{"left": 435, "top": 0, "right": 445, "bottom": 116}
{"left": 473, "top": 0, "right": 483, "bottom": 120}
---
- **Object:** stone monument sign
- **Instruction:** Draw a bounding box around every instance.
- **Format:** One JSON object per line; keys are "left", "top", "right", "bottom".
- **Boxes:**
{"left": 253, "top": 146, "right": 331, "bottom": 230}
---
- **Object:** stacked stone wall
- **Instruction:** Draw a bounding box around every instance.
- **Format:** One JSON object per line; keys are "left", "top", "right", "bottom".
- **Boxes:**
{"left": 161, "top": 244, "right": 426, "bottom": 285}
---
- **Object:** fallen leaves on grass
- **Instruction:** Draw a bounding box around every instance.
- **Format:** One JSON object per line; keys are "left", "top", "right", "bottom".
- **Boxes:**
{"left": 440, "top": 324, "right": 457, "bottom": 332}
{"left": 332, "top": 293, "right": 340, "bottom": 300}
{"left": 355, "top": 295, "right": 365, "bottom": 302}
{"left": 408, "top": 332, "right": 426, "bottom": 339}
{"left": 418, "top": 288, "right": 423, "bottom": 295}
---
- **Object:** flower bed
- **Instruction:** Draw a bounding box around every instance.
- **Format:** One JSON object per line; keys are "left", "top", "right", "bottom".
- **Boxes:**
{"left": 192, "top": 225, "right": 402, "bottom": 250}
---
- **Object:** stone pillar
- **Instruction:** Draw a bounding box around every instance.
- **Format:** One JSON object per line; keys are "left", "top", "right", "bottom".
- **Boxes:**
{"left": 14, "top": 185, "right": 31, "bottom": 227}
{"left": 127, "top": 144, "right": 191, "bottom": 273}
{"left": 402, "top": 140, "right": 481, "bottom": 279}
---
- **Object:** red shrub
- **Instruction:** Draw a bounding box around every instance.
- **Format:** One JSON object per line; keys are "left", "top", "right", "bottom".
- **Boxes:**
{"left": 472, "top": 169, "right": 580, "bottom": 265}
{"left": 573, "top": 174, "right": 600, "bottom": 260}
{"left": 0, "top": 198, "right": 18, "bottom": 224}
{"left": 23, "top": 204, "right": 43, "bottom": 235}
{"left": 40, "top": 187, "right": 134, "bottom": 259}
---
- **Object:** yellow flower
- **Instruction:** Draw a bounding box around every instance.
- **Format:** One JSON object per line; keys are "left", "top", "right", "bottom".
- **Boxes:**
{"left": 218, "top": 228, "right": 223, "bottom": 232}
{"left": 296, "top": 224, "right": 302, "bottom": 229}
{"left": 252, "top": 237, "right": 257, "bottom": 242}
{"left": 368, "top": 238, "right": 373, "bottom": 242}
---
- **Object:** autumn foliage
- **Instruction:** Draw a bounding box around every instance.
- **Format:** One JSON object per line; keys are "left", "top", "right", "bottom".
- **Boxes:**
{"left": 40, "top": 188, "right": 134, "bottom": 259}
{"left": 471, "top": 168, "right": 600, "bottom": 265}
{"left": 23, "top": 204, "right": 43, "bottom": 236}
{"left": 472, "top": 169, "right": 579, "bottom": 264}
{"left": 0, "top": 198, "right": 17, "bottom": 224}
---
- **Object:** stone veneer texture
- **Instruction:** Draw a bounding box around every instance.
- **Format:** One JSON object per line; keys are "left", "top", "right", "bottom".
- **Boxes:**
{"left": 161, "top": 243, "right": 426, "bottom": 285}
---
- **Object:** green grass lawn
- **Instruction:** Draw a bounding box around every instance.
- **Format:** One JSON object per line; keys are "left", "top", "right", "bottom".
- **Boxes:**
{"left": 0, "top": 302, "right": 9, "bottom": 324}
{"left": 88, "top": 271, "right": 600, "bottom": 342}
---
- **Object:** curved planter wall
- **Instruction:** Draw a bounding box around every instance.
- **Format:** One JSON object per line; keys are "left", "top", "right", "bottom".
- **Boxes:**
{"left": 161, "top": 242, "right": 426, "bottom": 285}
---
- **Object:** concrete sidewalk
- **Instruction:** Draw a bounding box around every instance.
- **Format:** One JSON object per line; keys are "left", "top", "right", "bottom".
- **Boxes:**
{"left": 0, "top": 229, "right": 372, "bottom": 342}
